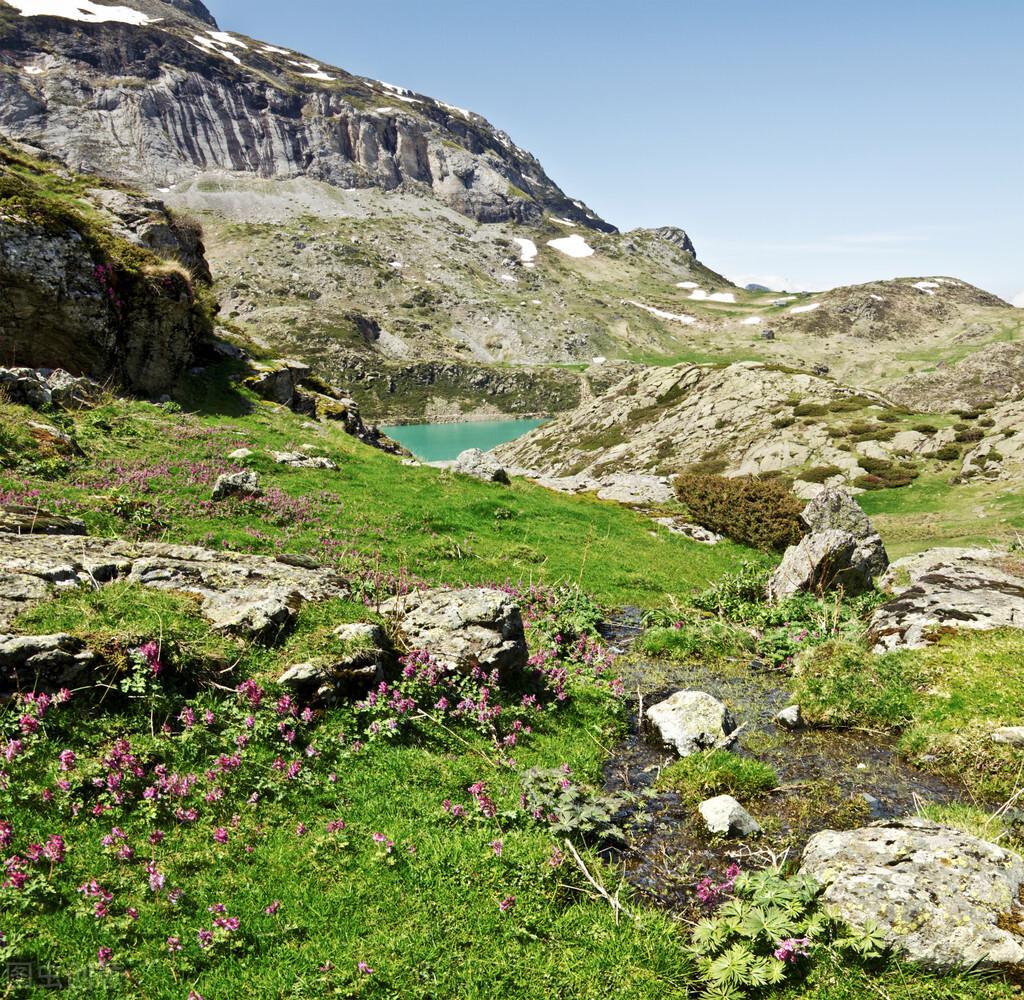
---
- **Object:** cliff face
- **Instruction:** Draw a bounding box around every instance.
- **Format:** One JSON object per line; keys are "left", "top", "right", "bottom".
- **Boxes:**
{"left": 0, "top": 0, "right": 614, "bottom": 231}
{"left": 0, "top": 142, "right": 214, "bottom": 394}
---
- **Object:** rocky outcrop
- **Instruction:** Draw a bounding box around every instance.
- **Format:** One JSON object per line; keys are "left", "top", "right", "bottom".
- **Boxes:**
{"left": 0, "top": 633, "right": 99, "bottom": 694}
{"left": 801, "top": 818, "right": 1024, "bottom": 971}
{"left": 698, "top": 795, "right": 761, "bottom": 837}
{"left": 0, "top": 505, "right": 86, "bottom": 536}
{"left": 0, "top": 534, "right": 347, "bottom": 638}
{"left": 0, "top": 1, "right": 612, "bottom": 233}
{"left": 768, "top": 488, "right": 887, "bottom": 602}
{"left": 380, "top": 588, "right": 528, "bottom": 676}
{"left": 0, "top": 367, "right": 103, "bottom": 410}
{"left": 278, "top": 623, "right": 388, "bottom": 703}
{"left": 452, "top": 449, "right": 510, "bottom": 484}
{"left": 644, "top": 690, "right": 735, "bottom": 757}
{"left": 870, "top": 548, "right": 1024, "bottom": 650}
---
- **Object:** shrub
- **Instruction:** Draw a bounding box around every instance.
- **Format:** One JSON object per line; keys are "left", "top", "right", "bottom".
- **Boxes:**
{"left": 792, "top": 403, "right": 828, "bottom": 417}
{"left": 913, "top": 424, "right": 938, "bottom": 435}
{"left": 933, "top": 444, "right": 961, "bottom": 461}
{"left": 771, "top": 416, "right": 796, "bottom": 430}
{"left": 675, "top": 474, "right": 804, "bottom": 553}
{"left": 955, "top": 428, "right": 984, "bottom": 443}
{"left": 854, "top": 456, "right": 918, "bottom": 489}
{"left": 797, "top": 465, "right": 844, "bottom": 484}
{"left": 683, "top": 456, "right": 729, "bottom": 476}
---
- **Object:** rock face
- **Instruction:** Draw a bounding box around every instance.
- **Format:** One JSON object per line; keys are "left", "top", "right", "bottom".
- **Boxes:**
{"left": 212, "top": 470, "right": 262, "bottom": 500}
{"left": 381, "top": 588, "right": 527, "bottom": 676}
{"left": 452, "top": 449, "right": 510, "bottom": 484}
{"left": 645, "top": 690, "right": 735, "bottom": 757}
{"left": 768, "top": 488, "right": 887, "bottom": 602}
{"left": 0, "top": 367, "right": 103, "bottom": 410}
{"left": 0, "top": 535, "right": 347, "bottom": 641}
{"left": 0, "top": 156, "right": 213, "bottom": 394}
{"left": 871, "top": 547, "right": 1024, "bottom": 650}
{"left": 699, "top": 795, "right": 761, "bottom": 837}
{"left": 0, "top": 1, "right": 612, "bottom": 233}
{"left": 801, "top": 818, "right": 1024, "bottom": 971}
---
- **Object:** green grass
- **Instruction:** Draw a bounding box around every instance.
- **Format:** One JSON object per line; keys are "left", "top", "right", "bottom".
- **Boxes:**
{"left": 635, "top": 620, "right": 754, "bottom": 663}
{"left": 656, "top": 750, "right": 778, "bottom": 804}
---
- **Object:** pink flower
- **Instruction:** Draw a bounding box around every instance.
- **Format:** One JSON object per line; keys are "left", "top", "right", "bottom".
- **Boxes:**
{"left": 213, "top": 827, "right": 229, "bottom": 844}
{"left": 490, "top": 840, "right": 504, "bottom": 857}
{"left": 357, "top": 962, "right": 374, "bottom": 975}
{"left": 58, "top": 750, "right": 77, "bottom": 771}
{"left": 97, "top": 947, "right": 112, "bottom": 967}
{"left": 774, "top": 937, "right": 811, "bottom": 963}
{"left": 498, "top": 895, "right": 516, "bottom": 912}
{"left": 167, "top": 936, "right": 182, "bottom": 953}
{"left": 295, "top": 823, "right": 308, "bottom": 837}
{"left": 265, "top": 900, "right": 281, "bottom": 915}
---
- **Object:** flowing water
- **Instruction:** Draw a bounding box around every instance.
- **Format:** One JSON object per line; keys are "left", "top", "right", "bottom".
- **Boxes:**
{"left": 380, "top": 419, "right": 546, "bottom": 462}
{"left": 598, "top": 611, "right": 967, "bottom": 915}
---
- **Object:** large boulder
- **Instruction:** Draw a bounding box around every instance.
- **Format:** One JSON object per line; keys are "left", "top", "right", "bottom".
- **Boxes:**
{"left": 801, "top": 818, "right": 1024, "bottom": 971}
{"left": 870, "top": 547, "right": 1024, "bottom": 650}
{"left": 645, "top": 690, "right": 735, "bottom": 756}
{"left": 380, "top": 588, "right": 527, "bottom": 675}
{"left": 769, "top": 488, "right": 888, "bottom": 602}
{"left": 452, "top": 449, "right": 511, "bottom": 485}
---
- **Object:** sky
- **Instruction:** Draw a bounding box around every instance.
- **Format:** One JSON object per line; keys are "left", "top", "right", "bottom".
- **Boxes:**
{"left": 209, "top": 0, "right": 1023, "bottom": 302}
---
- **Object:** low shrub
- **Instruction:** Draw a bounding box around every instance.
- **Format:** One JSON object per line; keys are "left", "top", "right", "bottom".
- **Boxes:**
{"left": 683, "top": 456, "right": 729, "bottom": 476}
{"left": 955, "top": 428, "right": 984, "bottom": 443}
{"left": 792, "top": 403, "right": 828, "bottom": 417}
{"left": 797, "top": 465, "right": 844, "bottom": 484}
{"left": 771, "top": 416, "right": 796, "bottom": 430}
{"left": 933, "top": 444, "right": 961, "bottom": 461}
{"left": 854, "top": 456, "right": 918, "bottom": 489}
{"left": 913, "top": 424, "right": 938, "bottom": 435}
{"left": 675, "top": 474, "right": 804, "bottom": 553}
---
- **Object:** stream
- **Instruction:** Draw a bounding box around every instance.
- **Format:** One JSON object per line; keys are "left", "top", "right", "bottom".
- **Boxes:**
{"left": 598, "top": 611, "right": 966, "bottom": 914}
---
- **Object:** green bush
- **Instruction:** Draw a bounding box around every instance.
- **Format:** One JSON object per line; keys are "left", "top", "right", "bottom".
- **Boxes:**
{"left": 913, "top": 424, "right": 938, "bottom": 435}
{"left": 657, "top": 750, "right": 778, "bottom": 802}
{"left": 955, "top": 428, "right": 984, "bottom": 443}
{"left": 933, "top": 444, "right": 961, "bottom": 461}
{"left": 798, "top": 465, "right": 844, "bottom": 484}
{"left": 771, "top": 416, "right": 796, "bottom": 430}
{"left": 854, "top": 456, "right": 918, "bottom": 489}
{"left": 792, "top": 403, "right": 828, "bottom": 417}
{"left": 675, "top": 474, "right": 804, "bottom": 553}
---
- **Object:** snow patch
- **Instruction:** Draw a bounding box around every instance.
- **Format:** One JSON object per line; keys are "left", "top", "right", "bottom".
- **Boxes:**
{"left": 790, "top": 302, "right": 822, "bottom": 315}
{"left": 592, "top": 356, "right": 608, "bottom": 365}
{"left": 22, "top": 64, "right": 44, "bottom": 75}
{"left": 688, "top": 289, "right": 709, "bottom": 300}
{"left": 6, "top": 0, "right": 154, "bottom": 23}
{"left": 740, "top": 316, "right": 763, "bottom": 326}
{"left": 547, "top": 235, "right": 594, "bottom": 258}
{"left": 625, "top": 301, "right": 697, "bottom": 325}
{"left": 192, "top": 35, "right": 240, "bottom": 64}
{"left": 870, "top": 294, "right": 885, "bottom": 302}
{"left": 512, "top": 238, "right": 538, "bottom": 267}
{"left": 708, "top": 292, "right": 736, "bottom": 303}
{"left": 912, "top": 281, "right": 940, "bottom": 295}
{"left": 439, "top": 101, "right": 471, "bottom": 118}
{"left": 772, "top": 297, "right": 797, "bottom": 305}
{"left": 552, "top": 217, "right": 577, "bottom": 227}
{"left": 380, "top": 81, "right": 413, "bottom": 96}
{"left": 261, "top": 45, "right": 290, "bottom": 55}
{"left": 676, "top": 281, "right": 700, "bottom": 289}
{"left": 207, "top": 31, "right": 247, "bottom": 49}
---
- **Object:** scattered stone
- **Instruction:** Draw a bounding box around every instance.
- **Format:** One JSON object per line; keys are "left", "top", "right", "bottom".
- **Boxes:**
{"left": 0, "top": 504, "right": 86, "bottom": 536}
{"left": 271, "top": 451, "right": 337, "bottom": 470}
{"left": 698, "top": 795, "right": 761, "bottom": 836}
{"left": 26, "top": 421, "right": 81, "bottom": 455}
{"left": 653, "top": 518, "right": 723, "bottom": 545}
{"left": 380, "top": 587, "right": 527, "bottom": 676}
{"left": 801, "top": 818, "right": 1024, "bottom": 971}
{"left": 212, "top": 470, "right": 262, "bottom": 500}
{"left": 0, "top": 633, "right": 98, "bottom": 693}
{"left": 991, "top": 726, "right": 1024, "bottom": 746}
{"left": 228, "top": 448, "right": 253, "bottom": 461}
{"left": 452, "top": 449, "right": 511, "bottom": 484}
{"left": 858, "top": 793, "right": 884, "bottom": 818}
{"left": 870, "top": 547, "right": 1024, "bottom": 651}
{"left": 775, "top": 705, "right": 803, "bottom": 729}
{"left": 0, "top": 367, "right": 103, "bottom": 411}
{"left": 645, "top": 690, "right": 736, "bottom": 756}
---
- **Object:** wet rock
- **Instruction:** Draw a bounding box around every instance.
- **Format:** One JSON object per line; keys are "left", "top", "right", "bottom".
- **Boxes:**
{"left": 380, "top": 587, "right": 527, "bottom": 675}
{"left": 698, "top": 795, "right": 761, "bottom": 837}
{"left": 452, "top": 449, "right": 510, "bottom": 484}
{"left": 0, "top": 633, "right": 98, "bottom": 693}
{"left": 645, "top": 690, "right": 735, "bottom": 756}
{"left": 800, "top": 818, "right": 1024, "bottom": 971}
{"left": 212, "top": 470, "right": 262, "bottom": 500}
{"left": 871, "top": 548, "right": 1024, "bottom": 650}
{"left": 0, "top": 505, "right": 86, "bottom": 536}
{"left": 991, "top": 726, "right": 1024, "bottom": 746}
{"left": 858, "top": 793, "right": 884, "bottom": 819}
{"left": 271, "top": 451, "right": 337, "bottom": 470}
{"left": 775, "top": 705, "right": 803, "bottom": 729}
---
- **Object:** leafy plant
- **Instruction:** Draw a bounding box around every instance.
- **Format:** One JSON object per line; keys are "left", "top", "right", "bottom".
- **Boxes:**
{"left": 520, "top": 767, "right": 633, "bottom": 844}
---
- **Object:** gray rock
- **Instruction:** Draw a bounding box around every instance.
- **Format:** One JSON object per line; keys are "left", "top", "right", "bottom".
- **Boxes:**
{"left": 801, "top": 818, "right": 1024, "bottom": 971}
{"left": 278, "top": 623, "right": 388, "bottom": 702}
{"left": 452, "top": 449, "right": 510, "bottom": 484}
{"left": 380, "top": 587, "right": 527, "bottom": 675}
{"left": 645, "top": 690, "right": 735, "bottom": 756}
{"left": 228, "top": 448, "right": 253, "bottom": 461}
{"left": 768, "top": 529, "right": 873, "bottom": 602}
{"left": 0, "top": 505, "right": 86, "bottom": 536}
{"left": 871, "top": 548, "right": 1024, "bottom": 650}
{"left": 595, "top": 475, "right": 674, "bottom": 506}
{"left": 800, "top": 486, "right": 889, "bottom": 578}
{"left": 212, "top": 470, "right": 262, "bottom": 500}
{"left": 271, "top": 451, "right": 337, "bottom": 470}
{"left": 0, "top": 633, "right": 98, "bottom": 692}
{"left": 991, "top": 726, "right": 1024, "bottom": 746}
{"left": 204, "top": 588, "right": 301, "bottom": 642}
{"left": 244, "top": 361, "right": 310, "bottom": 406}
{"left": 698, "top": 795, "right": 761, "bottom": 836}
{"left": 775, "top": 705, "right": 803, "bottom": 729}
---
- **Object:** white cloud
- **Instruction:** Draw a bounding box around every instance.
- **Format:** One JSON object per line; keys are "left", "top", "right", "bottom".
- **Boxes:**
{"left": 1012, "top": 290, "right": 1024, "bottom": 308}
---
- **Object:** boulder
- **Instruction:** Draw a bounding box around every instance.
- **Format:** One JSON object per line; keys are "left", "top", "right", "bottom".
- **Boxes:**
{"left": 653, "top": 518, "right": 723, "bottom": 544}
{"left": 212, "top": 470, "right": 262, "bottom": 500}
{"left": 245, "top": 361, "right": 310, "bottom": 406}
{"left": 775, "top": 705, "right": 803, "bottom": 729}
{"left": 26, "top": 421, "right": 81, "bottom": 456}
{"left": 991, "top": 726, "right": 1024, "bottom": 746}
{"left": 452, "top": 449, "right": 510, "bottom": 485}
{"left": 278, "top": 623, "right": 388, "bottom": 702}
{"left": 645, "top": 690, "right": 735, "bottom": 756}
{"left": 800, "top": 818, "right": 1024, "bottom": 971}
{"left": 870, "top": 548, "right": 1024, "bottom": 651}
{"left": 380, "top": 588, "right": 527, "bottom": 675}
{"left": 228, "top": 448, "right": 253, "bottom": 461}
{"left": 0, "top": 505, "right": 86, "bottom": 536}
{"left": 699, "top": 795, "right": 761, "bottom": 837}
{"left": 0, "top": 633, "right": 98, "bottom": 693}
{"left": 767, "top": 529, "right": 872, "bottom": 602}
{"left": 271, "top": 451, "right": 337, "bottom": 470}
{"left": 205, "top": 588, "right": 301, "bottom": 643}
{"left": 800, "top": 486, "right": 889, "bottom": 578}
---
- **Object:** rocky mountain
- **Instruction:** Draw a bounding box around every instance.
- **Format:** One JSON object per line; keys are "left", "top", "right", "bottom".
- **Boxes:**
{"left": 0, "top": 0, "right": 610, "bottom": 230}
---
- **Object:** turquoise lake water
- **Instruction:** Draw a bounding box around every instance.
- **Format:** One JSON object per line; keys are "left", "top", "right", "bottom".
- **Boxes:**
{"left": 380, "top": 419, "right": 545, "bottom": 462}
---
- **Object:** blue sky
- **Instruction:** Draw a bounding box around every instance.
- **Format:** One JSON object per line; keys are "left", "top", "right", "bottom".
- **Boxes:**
{"left": 210, "top": 0, "right": 1023, "bottom": 302}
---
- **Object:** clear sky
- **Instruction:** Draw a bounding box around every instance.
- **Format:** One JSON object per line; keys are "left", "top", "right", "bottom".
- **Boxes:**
{"left": 209, "top": 0, "right": 1022, "bottom": 302}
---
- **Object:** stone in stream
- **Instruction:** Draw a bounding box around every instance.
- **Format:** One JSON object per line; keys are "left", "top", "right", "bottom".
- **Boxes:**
{"left": 645, "top": 690, "right": 735, "bottom": 756}
{"left": 212, "top": 470, "right": 262, "bottom": 500}
{"left": 698, "top": 795, "right": 761, "bottom": 837}
{"left": 991, "top": 726, "right": 1024, "bottom": 746}
{"left": 452, "top": 448, "right": 511, "bottom": 484}
{"left": 800, "top": 818, "right": 1024, "bottom": 971}
{"left": 775, "top": 705, "right": 803, "bottom": 729}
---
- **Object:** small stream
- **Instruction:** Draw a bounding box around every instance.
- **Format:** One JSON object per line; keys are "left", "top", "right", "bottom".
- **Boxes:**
{"left": 598, "top": 612, "right": 966, "bottom": 914}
